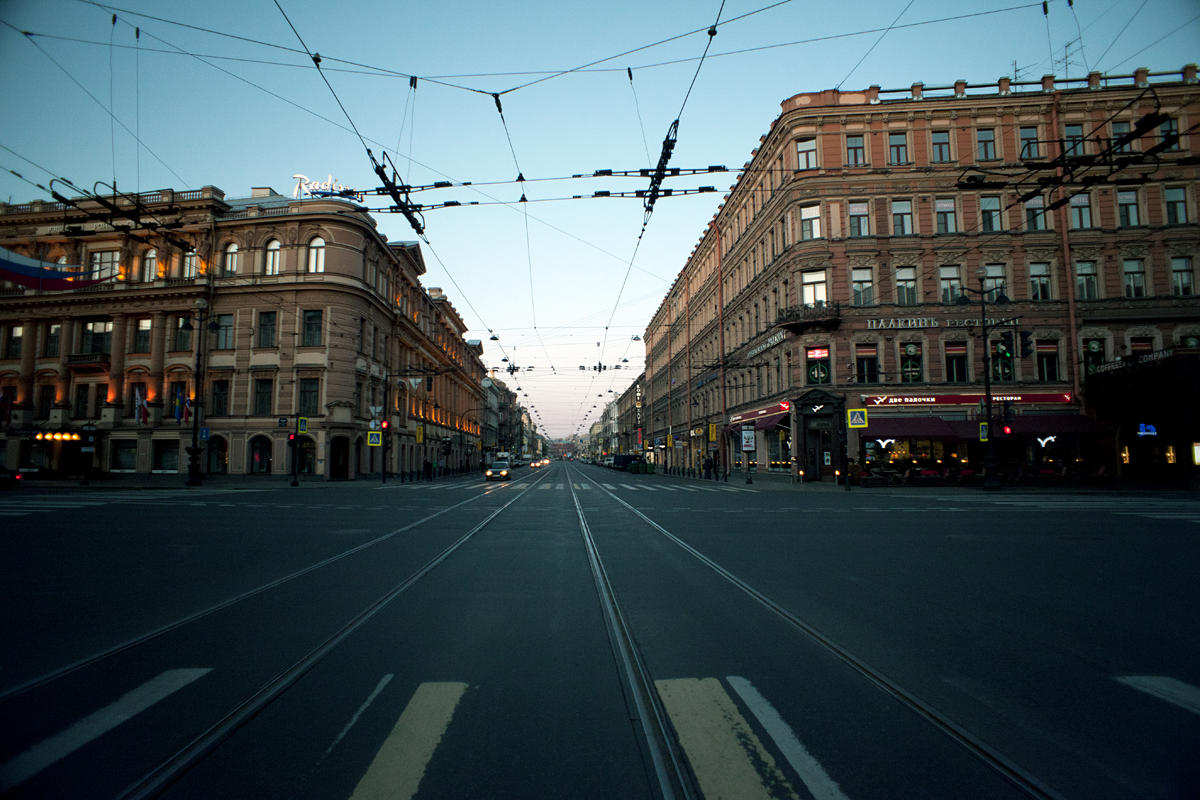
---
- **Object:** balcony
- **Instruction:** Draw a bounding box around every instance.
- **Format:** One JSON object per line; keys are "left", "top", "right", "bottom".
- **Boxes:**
{"left": 67, "top": 352, "right": 111, "bottom": 371}
{"left": 776, "top": 302, "right": 841, "bottom": 333}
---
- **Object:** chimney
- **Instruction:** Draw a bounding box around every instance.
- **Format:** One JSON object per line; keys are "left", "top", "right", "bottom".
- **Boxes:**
{"left": 954, "top": 79, "right": 967, "bottom": 98}
{"left": 1185, "top": 64, "right": 1198, "bottom": 84}
{"left": 1087, "top": 71, "right": 1102, "bottom": 90}
{"left": 1134, "top": 67, "right": 1149, "bottom": 87}
{"left": 428, "top": 287, "right": 443, "bottom": 299}
{"left": 867, "top": 85, "right": 880, "bottom": 104}
{"left": 1041, "top": 74, "right": 1056, "bottom": 92}
{"left": 998, "top": 77, "right": 1011, "bottom": 96}
{"left": 911, "top": 82, "right": 923, "bottom": 100}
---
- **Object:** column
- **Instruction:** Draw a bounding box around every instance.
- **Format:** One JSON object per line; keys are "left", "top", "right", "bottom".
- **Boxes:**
{"left": 17, "top": 317, "right": 36, "bottom": 406}
{"left": 148, "top": 311, "right": 166, "bottom": 424}
{"left": 107, "top": 313, "right": 128, "bottom": 408}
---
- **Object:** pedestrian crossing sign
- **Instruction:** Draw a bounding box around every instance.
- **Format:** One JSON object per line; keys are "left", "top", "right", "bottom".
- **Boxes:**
{"left": 847, "top": 408, "right": 868, "bottom": 428}
{"left": 368, "top": 431, "right": 382, "bottom": 447}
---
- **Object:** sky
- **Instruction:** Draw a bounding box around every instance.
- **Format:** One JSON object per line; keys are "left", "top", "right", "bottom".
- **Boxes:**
{"left": 0, "top": 0, "right": 1196, "bottom": 437}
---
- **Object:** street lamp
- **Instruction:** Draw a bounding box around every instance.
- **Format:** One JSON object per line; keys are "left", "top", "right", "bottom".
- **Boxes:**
{"left": 181, "top": 297, "right": 219, "bottom": 487}
{"left": 955, "top": 267, "right": 1010, "bottom": 490}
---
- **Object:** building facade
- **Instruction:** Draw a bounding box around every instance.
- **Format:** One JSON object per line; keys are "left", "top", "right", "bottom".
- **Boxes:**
{"left": 644, "top": 66, "right": 1200, "bottom": 483}
{"left": 0, "top": 185, "right": 485, "bottom": 480}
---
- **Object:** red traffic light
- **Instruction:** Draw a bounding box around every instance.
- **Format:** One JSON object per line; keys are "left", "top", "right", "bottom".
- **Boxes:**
{"left": 288, "top": 433, "right": 296, "bottom": 443}
{"left": 1002, "top": 425, "right": 1013, "bottom": 435}
{"left": 381, "top": 420, "right": 389, "bottom": 430}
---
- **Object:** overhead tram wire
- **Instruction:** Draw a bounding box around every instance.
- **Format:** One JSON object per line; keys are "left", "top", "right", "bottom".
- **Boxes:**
{"left": 835, "top": 0, "right": 915, "bottom": 91}
{"left": 1093, "top": 0, "right": 1150, "bottom": 71}
{"left": 628, "top": 68, "right": 653, "bottom": 168}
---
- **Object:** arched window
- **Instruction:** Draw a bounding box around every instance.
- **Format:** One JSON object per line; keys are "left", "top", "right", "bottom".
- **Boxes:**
{"left": 307, "top": 237, "right": 325, "bottom": 273}
{"left": 224, "top": 243, "right": 239, "bottom": 274}
{"left": 249, "top": 435, "right": 273, "bottom": 474}
{"left": 142, "top": 249, "right": 157, "bottom": 283}
{"left": 264, "top": 239, "right": 281, "bottom": 276}
{"left": 207, "top": 435, "right": 228, "bottom": 474}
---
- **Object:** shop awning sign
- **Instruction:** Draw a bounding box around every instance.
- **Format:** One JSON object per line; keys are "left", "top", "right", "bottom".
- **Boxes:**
{"left": 865, "top": 392, "right": 1071, "bottom": 407}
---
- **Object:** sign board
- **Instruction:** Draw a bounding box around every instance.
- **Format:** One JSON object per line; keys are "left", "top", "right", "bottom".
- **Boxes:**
{"left": 369, "top": 405, "right": 382, "bottom": 416}
{"left": 368, "top": 431, "right": 382, "bottom": 447}
{"left": 415, "top": 425, "right": 424, "bottom": 444}
{"left": 864, "top": 392, "right": 1072, "bottom": 407}
{"left": 298, "top": 417, "right": 308, "bottom": 433}
{"left": 708, "top": 423, "right": 717, "bottom": 442}
{"left": 667, "top": 434, "right": 674, "bottom": 448}
{"left": 741, "top": 430, "right": 756, "bottom": 452}
{"left": 277, "top": 417, "right": 288, "bottom": 427}
{"left": 199, "top": 427, "right": 210, "bottom": 441}
{"left": 847, "top": 409, "right": 868, "bottom": 428}
{"left": 81, "top": 447, "right": 95, "bottom": 453}
{"left": 979, "top": 422, "right": 990, "bottom": 442}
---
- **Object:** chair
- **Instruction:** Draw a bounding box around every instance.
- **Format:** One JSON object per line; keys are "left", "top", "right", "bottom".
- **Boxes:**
{"left": 890, "top": 468, "right": 912, "bottom": 486}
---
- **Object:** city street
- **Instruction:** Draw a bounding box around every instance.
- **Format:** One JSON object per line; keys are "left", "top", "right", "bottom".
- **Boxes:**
{"left": 1, "top": 464, "right": 1198, "bottom": 799}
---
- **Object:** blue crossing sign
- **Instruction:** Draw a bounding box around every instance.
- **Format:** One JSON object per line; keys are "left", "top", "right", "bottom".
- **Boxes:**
{"left": 847, "top": 409, "right": 868, "bottom": 428}
{"left": 368, "top": 431, "right": 382, "bottom": 447}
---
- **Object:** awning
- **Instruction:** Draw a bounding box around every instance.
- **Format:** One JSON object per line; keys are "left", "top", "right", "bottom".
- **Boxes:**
{"left": 861, "top": 416, "right": 958, "bottom": 439}
{"left": 754, "top": 411, "right": 791, "bottom": 430}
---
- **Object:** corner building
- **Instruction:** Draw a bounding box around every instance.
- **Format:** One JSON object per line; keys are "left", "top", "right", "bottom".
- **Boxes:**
{"left": 644, "top": 66, "right": 1200, "bottom": 483}
{"left": 0, "top": 186, "right": 485, "bottom": 480}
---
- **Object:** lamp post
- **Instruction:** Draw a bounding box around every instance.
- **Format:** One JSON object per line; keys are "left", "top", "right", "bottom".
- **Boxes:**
{"left": 955, "top": 268, "right": 1010, "bottom": 491}
{"left": 181, "top": 298, "right": 217, "bottom": 487}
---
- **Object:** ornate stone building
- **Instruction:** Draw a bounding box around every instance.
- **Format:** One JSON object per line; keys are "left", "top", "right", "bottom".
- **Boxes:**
{"left": 0, "top": 185, "right": 485, "bottom": 480}
{"left": 644, "top": 65, "right": 1200, "bottom": 482}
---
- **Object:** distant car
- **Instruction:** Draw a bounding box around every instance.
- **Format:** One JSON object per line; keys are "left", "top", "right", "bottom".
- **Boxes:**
{"left": 602, "top": 456, "right": 615, "bottom": 468}
{"left": 485, "top": 460, "right": 511, "bottom": 481}
{"left": 531, "top": 459, "right": 544, "bottom": 469}
{"left": 0, "top": 466, "right": 20, "bottom": 490}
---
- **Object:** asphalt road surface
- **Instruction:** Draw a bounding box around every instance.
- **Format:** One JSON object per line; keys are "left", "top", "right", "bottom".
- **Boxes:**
{"left": 1, "top": 463, "right": 1197, "bottom": 799}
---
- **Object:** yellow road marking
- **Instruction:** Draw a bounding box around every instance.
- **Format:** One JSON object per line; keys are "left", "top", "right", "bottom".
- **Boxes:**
{"left": 348, "top": 681, "right": 468, "bottom": 800}
{"left": 656, "top": 677, "right": 800, "bottom": 800}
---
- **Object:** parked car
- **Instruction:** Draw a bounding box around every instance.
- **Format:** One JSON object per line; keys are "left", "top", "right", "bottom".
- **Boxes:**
{"left": 612, "top": 454, "right": 644, "bottom": 471}
{"left": 0, "top": 466, "right": 21, "bottom": 489}
{"left": 485, "top": 460, "right": 511, "bottom": 481}
{"left": 602, "top": 456, "right": 615, "bottom": 468}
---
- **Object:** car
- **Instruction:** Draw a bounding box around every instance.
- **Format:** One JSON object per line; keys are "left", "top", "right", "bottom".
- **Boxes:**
{"left": 0, "top": 466, "right": 21, "bottom": 490}
{"left": 531, "top": 459, "right": 543, "bottom": 469}
{"left": 602, "top": 456, "right": 614, "bottom": 468}
{"left": 485, "top": 460, "right": 511, "bottom": 481}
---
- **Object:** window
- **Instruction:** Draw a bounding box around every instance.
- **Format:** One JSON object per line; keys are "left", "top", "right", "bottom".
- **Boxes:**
{"left": 801, "top": 270, "right": 826, "bottom": 306}
{"left": 935, "top": 198, "right": 956, "bottom": 234}
{"left": 1069, "top": 193, "right": 1092, "bottom": 229}
{"left": 855, "top": 344, "right": 878, "bottom": 384}
{"left": 264, "top": 240, "right": 281, "bottom": 275}
{"left": 846, "top": 134, "right": 866, "bottom": 166}
{"left": 895, "top": 267, "right": 918, "bottom": 305}
{"left": 126, "top": 381, "right": 145, "bottom": 417}
{"left": 931, "top": 131, "right": 951, "bottom": 163}
{"left": 899, "top": 343, "right": 923, "bottom": 383}
{"left": 90, "top": 251, "right": 119, "bottom": 279}
{"left": 36, "top": 385, "right": 53, "bottom": 419}
{"left": 1037, "top": 341, "right": 1059, "bottom": 382}
{"left": 1118, "top": 191, "right": 1140, "bottom": 227}
{"left": 214, "top": 314, "right": 234, "bottom": 350}
{"left": 183, "top": 254, "right": 197, "bottom": 278}
{"left": 1029, "top": 263, "right": 1051, "bottom": 300}
{"left": 253, "top": 378, "right": 274, "bottom": 415}
{"left": 173, "top": 316, "right": 191, "bottom": 352}
{"left": 82, "top": 320, "right": 113, "bottom": 354}
{"left": 977, "top": 128, "right": 996, "bottom": 160}
{"left": 141, "top": 249, "right": 156, "bottom": 283}
{"left": 889, "top": 132, "right": 908, "bottom": 165}
{"left": 111, "top": 440, "right": 137, "bottom": 471}
{"left": 354, "top": 381, "right": 363, "bottom": 417}
{"left": 211, "top": 379, "right": 230, "bottom": 416}
{"left": 44, "top": 323, "right": 60, "bottom": 357}
{"left": 1159, "top": 118, "right": 1180, "bottom": 151}
{"left": 1075, "top": 261, "right": 1098, "bottom": 300}
{"left": 1123, "top": 259, "right": 1146, "bottom": 297}
{"left": 257, "top": 311, "right": 277, "bottom": 348}
{"left": 851, "top": 268, "right": 874, "bottom": 306}
{"left": 5, "top": 325, "right": 21, "bottom": 359}
{"left": 302, "top": 310, "right": 323, "bottom": 346}
{"left": 1020, "top": 126, "right": 1039, "bottom": 158}
{"left": 1064, "top": 124, "right": 1085, "bottom": 156}
{"left": 307, "top": 237, "right": 326, "bottom": 273}
{"left": 939, "top": 266, "right": 962, "bottom": 304}
{"left": 223, "top": 243, "right": 239, "bottom": 275}
{"left": 1025, "top": 195, "right": 1046, "bottom": 230}
{"left": 1172, "top": 257, "right": 1194, "bottom": 297}
{"left": 796, "top": 138, "right": 817, "bottom": 170}
{"left": 299, "top": 378, "right": 320, "bottom": 415}
{"left": 848, "top": 202, "right": 869, "bottom": 237}
{"left": 892, "top": 200, "right": 913, "bottom": 235}
{"left": 1165, "top": 187, "right": 1187, "bottom": 225}
{"left": 1111, "top": 121, "right": 1132, "bottom": 153}
{"left": 133, "top": 318, "right": 151, "bottom": 352}
{"left": 945, "top": 342, "right": 969, "bottom": 383}
{"left": 208, "top": 436, "right": 229, "bottom": 474}
{"left": 983, "top": 264, "right": 1006, "bottom": 302}
{"left": 806, "top": 347, "right": 831, "bottom": 385}
{"left": 799, "top": 205, "right": 821, "bottom": 240}
{"left": 152, "top": 440, "right": 179, "bottom": 472}
{"left": 249, "top": 435, "right": 273, "bottom": 474}
{"left": 74, "top": 384, "right": 90, "bottom": 418}
{"left": 980, "top": 196, "right": 1001, "bottom": 232}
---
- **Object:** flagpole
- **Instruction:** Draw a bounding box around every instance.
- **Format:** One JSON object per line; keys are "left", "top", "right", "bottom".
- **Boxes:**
{"left": 185, "top": 298, "right": 208, "bottom": 487}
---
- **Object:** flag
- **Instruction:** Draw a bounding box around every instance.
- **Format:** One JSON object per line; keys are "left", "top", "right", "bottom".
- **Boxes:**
{"left": 140, "top": 392, "right": 150, "bottom": 426}
{"left": 0, "top": 247, "right": 112, "bottom": 290}
{"left": 134, "top": 386, "right": 143, "bottom": 427}
{"left": 174, "top": 387, "right": 183, "bottom": 424}
{"left": 183, "top": 395, "right": 192, "bottom": 424}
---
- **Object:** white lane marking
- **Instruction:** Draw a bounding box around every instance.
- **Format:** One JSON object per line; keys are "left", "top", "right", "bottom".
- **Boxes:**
{"left": 727, "top": 676, "right": 850, "bottom": 800}
{"left": 555, "top": 484, "right": 564, "bottom": 490}
{"left": 326, "top": 674, "right": 394, "bottom": 755}
{"left": 1115, "top": 676, "right": 1200, "bottom": 715}
{"left": 538, "top": 484, "right": 552, "bottom": 490}
{"left": 0, "top": 668, "right": 211, "bottom": 790}
{"left": 678, "top": 487, "right": 699, "bottom": 492}
{"left": 620, "top": 484, "right": 638, "bottom": 491}
{"left": 0, "top": 511, "right": 32, "bottom": 516}
{"left": 655, "top": 677, "right": 798, "bottom": 800}
{"left": 640, "top": 486, "right": 658, "bottom": 492}
{"left": 601, "top": 483, "right": 617, "bottom": 489}
{"left": 349, "top": 681, "right": 468, "bottom": 800}
{"left": 579, "top": 483, "right": 591, "bottom": 490}
{"left": 660, "top": 486, "right": 677, "bottom": 492}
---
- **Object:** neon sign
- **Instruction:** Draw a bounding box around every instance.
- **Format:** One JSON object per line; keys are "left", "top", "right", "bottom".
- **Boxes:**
{"left": 293, "top": 173, "right": 364, "bottom": 202}
{"left": 1137, "top": 423, "right": 1158, "bottom": 437}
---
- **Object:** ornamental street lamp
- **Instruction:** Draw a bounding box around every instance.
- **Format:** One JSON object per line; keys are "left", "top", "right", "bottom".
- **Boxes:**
{"left": 955, "top": 267, "right": 1011, "bottom": 490}
{"left": 180, "top": 298, "right": 219, "bottom": 487}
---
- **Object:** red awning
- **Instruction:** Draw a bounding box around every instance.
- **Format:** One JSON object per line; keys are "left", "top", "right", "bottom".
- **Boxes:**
{"left": 754, "top": 411, "right": 791, "bottom": 430}
{"left": 863, "top": 416, "right": 958, "bottom": 439}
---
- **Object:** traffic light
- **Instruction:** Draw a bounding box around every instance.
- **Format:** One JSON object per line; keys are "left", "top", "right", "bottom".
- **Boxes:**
{"left": 1002, "top": 424, "right": 1013, "bottom": 436}
{"left": 1019, "top": 330, "right": 1034, "bottom": 358}
{"left": 380, "top": 419, "right": 388, "bottom": 431}
{"left": 442, "top": 440, "right": 452, "bottom": 455}
{"left": 287, "top": 432, "right": 296, "bottom": 446}
{"left": 998, "top": 331, "right": 1014, "bottom": 355}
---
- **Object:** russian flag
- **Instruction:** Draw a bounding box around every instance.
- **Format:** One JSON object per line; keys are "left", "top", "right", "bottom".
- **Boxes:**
{"left": 0, "top": 247, "right": 113, "bottom": 291}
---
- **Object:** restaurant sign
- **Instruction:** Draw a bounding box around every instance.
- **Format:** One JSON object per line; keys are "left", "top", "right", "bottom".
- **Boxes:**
{"left": 729, "top": 399, "right": 791, "bottom": 424}
{"left": 864, "top": 392, "right": 1072, "bottom": 406}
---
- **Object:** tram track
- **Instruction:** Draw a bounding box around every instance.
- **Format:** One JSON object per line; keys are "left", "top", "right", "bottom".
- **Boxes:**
{"left": 570, "top": 466, "right": 1068, "bottom": 800}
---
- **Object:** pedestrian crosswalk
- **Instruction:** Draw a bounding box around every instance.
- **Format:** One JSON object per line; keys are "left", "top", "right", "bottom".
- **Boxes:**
{"left": 0, "top": 492, "right": 189, "bottom": 517}
{"left": 382, "top": 480, "right": 756, "bottom": 493}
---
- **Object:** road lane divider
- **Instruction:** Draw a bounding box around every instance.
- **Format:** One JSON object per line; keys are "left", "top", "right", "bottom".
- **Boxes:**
{"left": 0, "top": 668, "right": 211, "bottom": 791}
{"left": 1115, "top": 676, "right": 1200, "bottom": 716}
{"left": 349, "top": 682, "right": 468, "bottom": 800}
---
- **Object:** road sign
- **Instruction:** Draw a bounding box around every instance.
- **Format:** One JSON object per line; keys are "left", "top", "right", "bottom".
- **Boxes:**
{"left": 741, "top": 430, "right": 756, "bottom": 451}
{"left": 199, "top": 427, "right": 210, "bottom": 441}
{"left": 368, "top": 431, "right": 382, "bottom": 447}
{"left": 979, "top": 422, "right": 990, "bottom": 442}
{"left": 415, "top": 425, "right": 424, "bottom": 444}
{"left": 81, "top": 447, "right": 95, "bottom": 453}
{"left": 298, "top": 417, "right": 308, "bottom": 433}
{"left": 369, "top": 405, "right": 382, "bottom": 416}
{"left": 708, "top": 422, "right": 717, "bottom": 442}
{"left": 847, "top": 408, "right": 868, "bottom": 428}
{"left": 277, "top": 417, "right": 288, "bottom": 427}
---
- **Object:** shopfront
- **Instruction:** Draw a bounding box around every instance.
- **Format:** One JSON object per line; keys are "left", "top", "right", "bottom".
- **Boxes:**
{"left": 792, "top": 389, "right": 845, "bottom": 481}
{"left": 728, "top": 399, "right": 793, "bottom": 473}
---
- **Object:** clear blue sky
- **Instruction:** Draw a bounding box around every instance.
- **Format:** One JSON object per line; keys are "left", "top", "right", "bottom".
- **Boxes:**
{"left": 0, "top": 0, "right": 1196, "bottom": 436}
